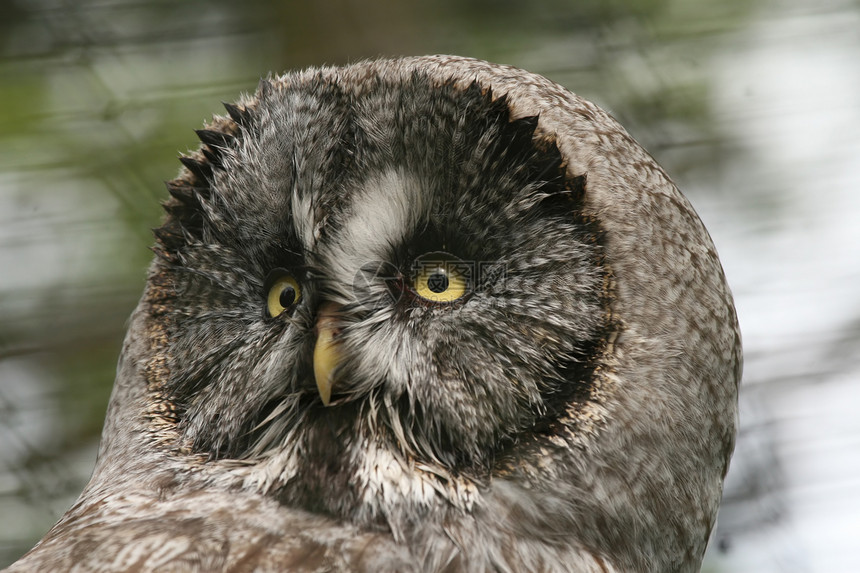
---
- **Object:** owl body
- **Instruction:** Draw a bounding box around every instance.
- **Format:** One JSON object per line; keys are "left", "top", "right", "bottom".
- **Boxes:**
{"left": 7, "top": 56, "right": 740, "bottom": 573}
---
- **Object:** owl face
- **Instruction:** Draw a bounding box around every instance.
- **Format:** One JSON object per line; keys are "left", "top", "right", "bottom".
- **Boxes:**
{"left": 154, "top": 74, "right": 610, "bottom": 474}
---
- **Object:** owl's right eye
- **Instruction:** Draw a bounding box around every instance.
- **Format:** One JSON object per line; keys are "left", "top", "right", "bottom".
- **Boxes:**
{"left": 265, "top": 270, "right": 302, "bottom": 318}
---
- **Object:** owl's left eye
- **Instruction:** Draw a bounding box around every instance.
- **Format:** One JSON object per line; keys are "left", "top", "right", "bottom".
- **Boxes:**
{"left": 411, "top": 252, "right": 469, "bottom": 304}
{"left": 265, "top": 270, "right": 302, "bottom": 317}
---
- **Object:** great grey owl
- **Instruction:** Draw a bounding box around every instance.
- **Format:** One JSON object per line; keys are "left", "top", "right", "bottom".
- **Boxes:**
{"left": 6, "top": 55, "right": 741, "bottom": 573}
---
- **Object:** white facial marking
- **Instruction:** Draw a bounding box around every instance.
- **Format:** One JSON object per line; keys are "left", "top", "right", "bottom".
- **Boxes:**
{"left": 319, "top": 168, "right": 429, "bottom": 295}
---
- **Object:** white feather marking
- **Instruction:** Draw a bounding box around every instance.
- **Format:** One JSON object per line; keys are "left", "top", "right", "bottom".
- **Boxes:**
{"left": 320, "top": 168, "right": 428, "bottom": 290}
{"left": 291, "top": 185, "right": 316, "bottom": 251}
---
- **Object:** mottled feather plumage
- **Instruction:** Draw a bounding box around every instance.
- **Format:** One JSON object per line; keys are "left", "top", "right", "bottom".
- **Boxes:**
{"left": 7, "top": 56, "right": 740, "bottom": 573}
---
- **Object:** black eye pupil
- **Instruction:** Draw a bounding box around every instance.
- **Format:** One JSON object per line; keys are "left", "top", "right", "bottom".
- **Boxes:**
{"left": 427, "top": 270, "right": 448, "bottom": 293}
{"left": 279, "top": 285, "right": 297, "bottom": 308}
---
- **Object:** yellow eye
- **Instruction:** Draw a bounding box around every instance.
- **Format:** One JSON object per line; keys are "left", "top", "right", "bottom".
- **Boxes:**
{"left": 266, "top": 272, "right": 302, "bottom": 317}
{"left": 413, "top": 253, "right": 469, "bottom": 304}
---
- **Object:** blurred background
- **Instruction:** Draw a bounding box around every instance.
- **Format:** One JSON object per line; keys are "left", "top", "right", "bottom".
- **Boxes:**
{"left": 1, "top": 0, "right": 858, "bottom": 570}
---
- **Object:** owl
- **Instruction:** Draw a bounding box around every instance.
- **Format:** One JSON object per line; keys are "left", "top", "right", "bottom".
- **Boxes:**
{"left": 6, "top": 56, "right": 740, "bottom": 573}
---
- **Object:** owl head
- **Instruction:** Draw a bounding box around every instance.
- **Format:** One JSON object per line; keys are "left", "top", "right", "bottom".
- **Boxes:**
{"left": 28, "top": 56, "right": 740, "bottom": 572}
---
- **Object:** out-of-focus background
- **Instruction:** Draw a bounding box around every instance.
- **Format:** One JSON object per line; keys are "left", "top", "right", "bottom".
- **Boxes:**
{"left": 1, "top": 0, "right": 858, "bottom": 570}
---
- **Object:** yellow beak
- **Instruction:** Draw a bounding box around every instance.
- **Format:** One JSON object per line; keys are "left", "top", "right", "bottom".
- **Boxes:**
{"left": 313, "top": 303, "right": 341, "bottom": 406}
